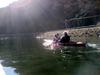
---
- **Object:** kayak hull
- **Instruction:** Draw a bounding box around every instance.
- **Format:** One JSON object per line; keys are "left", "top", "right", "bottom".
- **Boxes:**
{"left": 59, "top": 41, "right": 86, "bottom": 47}
{"left": 61, "top": 43, "right": 86, "bottom": 47}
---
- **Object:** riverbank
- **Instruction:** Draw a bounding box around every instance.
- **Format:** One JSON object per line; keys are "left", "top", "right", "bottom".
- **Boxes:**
{"left": 38, "top": 26, "right": 100, "bottom": 42}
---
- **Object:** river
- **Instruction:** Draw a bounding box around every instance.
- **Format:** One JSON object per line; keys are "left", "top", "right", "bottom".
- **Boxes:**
{"left": 0, "top": 36, "right": 100, "bottom": 75}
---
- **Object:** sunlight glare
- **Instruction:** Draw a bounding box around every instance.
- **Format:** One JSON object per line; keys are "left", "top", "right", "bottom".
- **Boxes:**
{"left": 0, "top": 0, "right": 18, "bottom": 8}
{"left": 0, "top": 64, "right": 6, "bottom": 75}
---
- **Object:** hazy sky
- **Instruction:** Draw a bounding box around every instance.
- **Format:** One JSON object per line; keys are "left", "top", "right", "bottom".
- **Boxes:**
{"left": 0, "top": 0, "right": 18, "bottom": 8}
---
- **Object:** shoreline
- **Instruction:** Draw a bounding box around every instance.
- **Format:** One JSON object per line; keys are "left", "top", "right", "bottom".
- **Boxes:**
{"left": 38, "top": 26, "right": 100, "bottom": 42}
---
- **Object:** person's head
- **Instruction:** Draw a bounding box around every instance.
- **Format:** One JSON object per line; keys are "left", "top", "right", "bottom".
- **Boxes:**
{"left": 64, "top": 32, "right": 68, "bottom": 36}
{"left": 55, "top": 33, "right": 59, "bottom": 37}
{"left": 63, "top": 30, "right": 69, "bottom": 35}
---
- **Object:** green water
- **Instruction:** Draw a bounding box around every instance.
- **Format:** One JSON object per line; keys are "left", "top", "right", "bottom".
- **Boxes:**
{"left": 0, "top": 36, "right": 100, "bottom": 75}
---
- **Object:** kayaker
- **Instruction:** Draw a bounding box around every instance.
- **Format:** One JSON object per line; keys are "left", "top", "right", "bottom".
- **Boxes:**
{"left": 60, "top": 31, "right": 70, "bottom": 45}
{"left": 52, "top": 33, "right": 61, "bottom": 48}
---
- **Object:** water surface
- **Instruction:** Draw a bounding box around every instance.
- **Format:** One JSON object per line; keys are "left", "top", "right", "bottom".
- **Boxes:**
{"left": 0, "top": 36, "right": 100, "bottom": 75}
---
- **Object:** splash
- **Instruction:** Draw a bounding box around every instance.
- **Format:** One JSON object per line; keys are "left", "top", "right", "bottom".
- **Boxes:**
{"left": 87, "top": 43, "right": 100, "bottom": 49}
{"left": 43, "top": 39, "right": 54, "bottom": 50}
{"left": 43, "top": 39, "right": 61, "bottom": 50}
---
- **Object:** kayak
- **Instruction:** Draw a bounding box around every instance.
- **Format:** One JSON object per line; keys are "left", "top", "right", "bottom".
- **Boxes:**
{"left": 51, "top": 41, "right": 86, "bottom": 49}
{"left": 43, "top": 39, "right": 100, "bottom": 51}
{"left": 43, "top": 39, "right": 86, "bottom": 49}
{"left": 59, "top": 41, "right": 86, "bottom": 47}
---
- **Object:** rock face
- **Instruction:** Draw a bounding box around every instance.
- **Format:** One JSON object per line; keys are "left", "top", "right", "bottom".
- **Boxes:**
{"left": 59, "top": 0, "right": 100, "bottom": 18}
{"left": 0, "top": 0, "right": 100, "bottom": 33}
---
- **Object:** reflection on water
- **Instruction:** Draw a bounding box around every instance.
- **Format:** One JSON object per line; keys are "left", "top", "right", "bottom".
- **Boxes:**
{"left": 0, "top": 60, "right": 17, "bottom": 75}
{"left": 3, "top": 66, "right": 18, "bottom": 75}
{"left": 0, "top": 62, "right": 6, "bottom": 75}
{"left": 0, "top": 36, "right": 100, "bottom": 75}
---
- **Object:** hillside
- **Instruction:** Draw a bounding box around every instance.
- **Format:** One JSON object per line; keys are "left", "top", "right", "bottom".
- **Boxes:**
{"left": 0, "top": 0, "right": 99, "bottom": 33}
